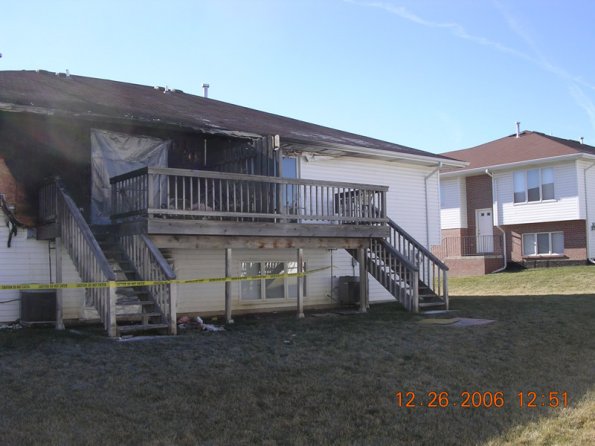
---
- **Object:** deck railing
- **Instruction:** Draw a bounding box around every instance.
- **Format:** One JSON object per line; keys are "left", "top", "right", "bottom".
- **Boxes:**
{"left": 433, "top": 235, "right": 504, "bottom": 259}
{"left": 40, "top": 179, "right": 118, "bottom": 336}
{"left": 110, "top": 167, "right": 388, "bottom": 225}
{"left": 118, "top": 234, "right": 177, "bottom": 334}
{"left": 368, "top": 238, "right": 419, "bottom": 312}
{"left": 386, "top": 217, "right": 448, "bottom": 309}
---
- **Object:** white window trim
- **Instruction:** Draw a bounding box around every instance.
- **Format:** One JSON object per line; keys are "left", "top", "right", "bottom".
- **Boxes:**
{"left": 513, "top": 168, "right": 556, "bottom": 205}
{"left": 521, "top": 231, "right": 564, "bottom": 257}
{"left": 239, "top": 260, "right": 305, "bottom": 302}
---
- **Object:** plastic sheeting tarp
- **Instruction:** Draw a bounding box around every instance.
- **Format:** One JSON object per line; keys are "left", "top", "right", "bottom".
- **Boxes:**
{"left": 91, "top": 129, "right": 170, "bottom": 224}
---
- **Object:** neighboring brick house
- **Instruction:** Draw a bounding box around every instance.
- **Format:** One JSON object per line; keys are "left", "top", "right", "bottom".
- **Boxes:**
{"left": 437, "top": 129, "right": 595, "bottom": 276}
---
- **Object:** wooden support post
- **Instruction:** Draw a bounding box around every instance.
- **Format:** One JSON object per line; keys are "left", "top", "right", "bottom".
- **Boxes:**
{"left": 225, "top": 248, "right": 234, "bottom": 324}
{"left": 297, "top": 248, "right": 304, "bottom": 319}
{"left": 443, "top": 270, "right": 449, "bottom": 311}
{"left": 55, "top": 237, "right": 65, "bottom": 330}
{"left": 364, "top": 250, "right": 370, "bottom": 310}
{"left": 358, "top": 248, "right": 368, "bottom": 313}
{"left": 107, "top": 283, "right": 118, "bottom": 337}
{"left": 169, "top": 283, "right": 178, "bottom": 335}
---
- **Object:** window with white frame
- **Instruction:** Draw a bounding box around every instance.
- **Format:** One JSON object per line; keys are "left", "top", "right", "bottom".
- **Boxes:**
{"left": 513, "top": 168, "right": 555, "bottom": 203}
{"left": 240, "top": 261, "right": 305, "bottom": 301}
{"left": 522, "top": 232, "right": 564, "bottom": 256}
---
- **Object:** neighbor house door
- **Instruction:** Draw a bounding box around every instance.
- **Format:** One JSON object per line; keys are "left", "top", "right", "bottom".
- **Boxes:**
{"left": 476, "top": 208, "right": 494, "bottom": 253}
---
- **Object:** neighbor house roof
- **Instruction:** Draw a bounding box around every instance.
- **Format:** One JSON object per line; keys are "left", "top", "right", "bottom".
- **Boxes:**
{"left": 441, "top": 131, "right": 595, "bottom": 175}
{"left": 0, "top": 70, "right": 460, "bottom": 165}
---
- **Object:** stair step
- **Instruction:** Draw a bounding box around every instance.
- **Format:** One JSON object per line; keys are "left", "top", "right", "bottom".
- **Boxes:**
{"left": 419, "top": 301, "right": 446, "bottom": 308}
{"left": 117, "top": 312, "right": 162, "bottom": 321}
{"left": 117, "top": 323, "right": 169, "bottom": 334}
{"left": 117, "top": 300, "right": 155, "bottom": 306}
{"left": 117, "top": 288, "right": 149, "bottom": 295}
{"left": 114, "top": 270, "right": 137, "bottom": 276}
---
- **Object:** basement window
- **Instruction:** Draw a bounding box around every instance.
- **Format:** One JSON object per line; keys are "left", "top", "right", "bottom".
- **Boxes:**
{"left": 240, "top": 261, "right": 305, "bottom": 301}
{"left": 522, "top": 232, "right": 564, "bottom": 256}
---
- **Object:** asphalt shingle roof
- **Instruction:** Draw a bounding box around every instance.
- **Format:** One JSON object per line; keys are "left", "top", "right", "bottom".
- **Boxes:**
{"left": 0, "top": 70, "right": 454, "bottom": 161}
{"left": 441, "top": 131, "right": 595, "bottom": 172}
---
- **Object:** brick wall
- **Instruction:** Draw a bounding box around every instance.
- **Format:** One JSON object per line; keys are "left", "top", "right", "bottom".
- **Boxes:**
{"left": 444, "top": 256, "right": 504, "bottom": 277}
{"left": 466, "top": 174, "right": 493, "bottom": 232}
{"left": 0, "top": 157, "right": 34, "bottom": 226}
{"left": 504, "top": 220, "right": 587, "bottom": 262}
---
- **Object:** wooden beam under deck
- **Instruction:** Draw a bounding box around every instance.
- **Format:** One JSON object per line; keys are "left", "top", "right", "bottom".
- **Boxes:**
{"left": 150, "top": 234, "right": 372, "bottom": 250}
{"left": 145, "top": 219, "right": 388, "bottom": 239}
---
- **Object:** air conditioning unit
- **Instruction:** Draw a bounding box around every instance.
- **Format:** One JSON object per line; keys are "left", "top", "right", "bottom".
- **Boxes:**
{"left": 20, "top": 290, "right": 56, "bottom": 325}
{"left": 337, "top": 276, "right": 360, "bottom": 305}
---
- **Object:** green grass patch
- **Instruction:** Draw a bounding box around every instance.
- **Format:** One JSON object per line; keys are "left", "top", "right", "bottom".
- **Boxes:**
{"left": 449, "top": 265, "right": 595, "bottom": 296}
{"left": 0, "top": 267, "right": 593, "bottom": 445}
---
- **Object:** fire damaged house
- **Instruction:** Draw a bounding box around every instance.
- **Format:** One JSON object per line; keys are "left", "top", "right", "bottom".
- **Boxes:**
{"left": 0, "top": 70, "right": 462, "bottom": 336}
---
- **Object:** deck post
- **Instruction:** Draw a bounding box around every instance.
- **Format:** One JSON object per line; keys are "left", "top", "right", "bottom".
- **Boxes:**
{"left": 443, "top": 270, "right": 449, "bottom": 311}
{"left": 107, "top": 284, "right": 118, "bottom": 337}
{"left": 55, "top": 237, "right": 65, "bottom": 330}
{"left": 169, "top": 282, "right": 178, "bottom": 335}
{"left": 225, "top": 248, "right": 234, "bottom": 324}
{"left": 297, "top": 248, "right": 304, "bottom": 318}
{"left": 358, "top": 248, "right": 368, "bottom": 313}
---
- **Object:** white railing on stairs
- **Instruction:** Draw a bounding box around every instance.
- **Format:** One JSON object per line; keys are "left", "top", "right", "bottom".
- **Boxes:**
{"left": 118, "top": 234, "right": 177, "bottom": 335}
{"left": 386, "top": 217, "right": 449, "bottom": 309}
{"left": 40, "top": 179, "right": 118, "bottom": 336}
{"left": 368, "top": 239, "right": 419, "bottom": 312}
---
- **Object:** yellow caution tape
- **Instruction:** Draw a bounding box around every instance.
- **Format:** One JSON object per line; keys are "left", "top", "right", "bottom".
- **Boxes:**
{"left": 0, "top": 266, "right": 330, "bottom": 291}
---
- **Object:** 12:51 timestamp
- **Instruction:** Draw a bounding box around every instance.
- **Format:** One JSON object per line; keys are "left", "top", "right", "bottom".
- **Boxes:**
{"left": 518, "top": 391, "right": 568, "bottom": 408}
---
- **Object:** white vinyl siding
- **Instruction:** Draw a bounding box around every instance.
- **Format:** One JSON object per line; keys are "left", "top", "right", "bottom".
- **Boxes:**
{"left": 301, "top": 156, "right": 440, "bottom": 247}
{"left": 495, "top": 162, "right": 580, "bottom": 225}
{"left": 0, "top": 227, "right": 85, "bottom": 322}
{"left": 522, "top": 232, "right": 564, "bottom": 256}
{"left": 440, "top": 177, "right": 467, "bottom": 229}
{"left": 169, "top": 248, "right": 336, "bottom": 314}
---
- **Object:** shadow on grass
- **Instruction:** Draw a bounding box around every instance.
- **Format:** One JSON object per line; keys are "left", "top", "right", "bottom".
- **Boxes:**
{"left": 0, "top": 295, "right": 593, "bottom": 445}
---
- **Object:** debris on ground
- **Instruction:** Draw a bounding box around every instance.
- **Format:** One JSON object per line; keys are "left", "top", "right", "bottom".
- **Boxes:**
{"left": 117, "top": 335, "right": 169, "bottom": 342}
{"left": 418, "top": 317, "right": 495, "bottom": 327}
{"left": 0, "top": 322, "right": 22, "bottom": 330}
{"left": 177, "top": 315, "right": 225, "bottom": 332}
{"left": 283, "top": 333, "right": 297, "bottom": 345}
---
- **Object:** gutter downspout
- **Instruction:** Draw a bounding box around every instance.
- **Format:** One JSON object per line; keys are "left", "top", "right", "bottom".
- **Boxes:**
{"left": 425, "top": 162, "right": 442, "bottom": 249}
{"left": 485, "top": 169, "right": 507, "bottom": 272}
{"left": 583, "top": 162, "right": 595, "bottom": 263}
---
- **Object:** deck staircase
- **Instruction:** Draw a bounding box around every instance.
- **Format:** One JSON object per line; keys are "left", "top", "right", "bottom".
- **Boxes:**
{"left": 351, "top": 217, "right": 449, "bottom": 312}
{"left": 94, "top": 233, "right": 170, "bottom": 335}
{"left": 38, "top": 178, "right": 176, "bottom": 337}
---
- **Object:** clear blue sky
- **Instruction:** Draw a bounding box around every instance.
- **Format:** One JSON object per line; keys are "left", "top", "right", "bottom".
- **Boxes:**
{"left": 2, "top": 0, "right": 595, "bottom": 154}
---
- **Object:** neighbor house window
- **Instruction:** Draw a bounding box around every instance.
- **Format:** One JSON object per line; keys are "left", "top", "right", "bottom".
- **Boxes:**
{"left": 522, "top": 232, "right": 564, "bottom": 256}
{"left": 240, "top": 261, "right": 305, "bottom": 300}
{"left": 513, "top": 168, "right": 555, "bottom": 203}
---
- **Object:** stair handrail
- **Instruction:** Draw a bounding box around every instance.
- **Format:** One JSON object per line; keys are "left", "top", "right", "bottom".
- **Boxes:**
{"left": 140, "top": 234, "right": 176, "bottom": 279}
{"left": 118, "top": 234, "right": 177, "bottom": 334}
{"left": 386, "top": 217, "right": 448, "bottom": 270}
{"left": 377, "top": 238, "right": 419, "bottom": 272}
{"left": 46, "top": 178, "right": 118, "bottom": 335}
{"left": 367, "top": 238, "right": 419, "bottom": 311}
{"left": 386, "top": 217, "right": 448, "bottom": 309}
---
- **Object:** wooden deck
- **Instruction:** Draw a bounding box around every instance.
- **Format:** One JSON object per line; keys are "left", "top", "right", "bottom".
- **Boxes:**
{"left": 110, "top": 167, "right": 389, "bottom": 238}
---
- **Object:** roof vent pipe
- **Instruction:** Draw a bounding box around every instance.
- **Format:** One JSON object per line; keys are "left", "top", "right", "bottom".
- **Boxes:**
{"left": 202, "top": 83, "right": 210, "bottom": 98}
{"left": 580, "top": 137, "right": 584, "bottom": 145}
{"left": 515, "top": 121, "right": 521, "bottom": 138}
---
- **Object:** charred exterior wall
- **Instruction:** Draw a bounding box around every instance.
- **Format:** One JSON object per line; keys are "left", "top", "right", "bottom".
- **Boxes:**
{"left": 0, "top": 110, "right": 272, "bottom": 224}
